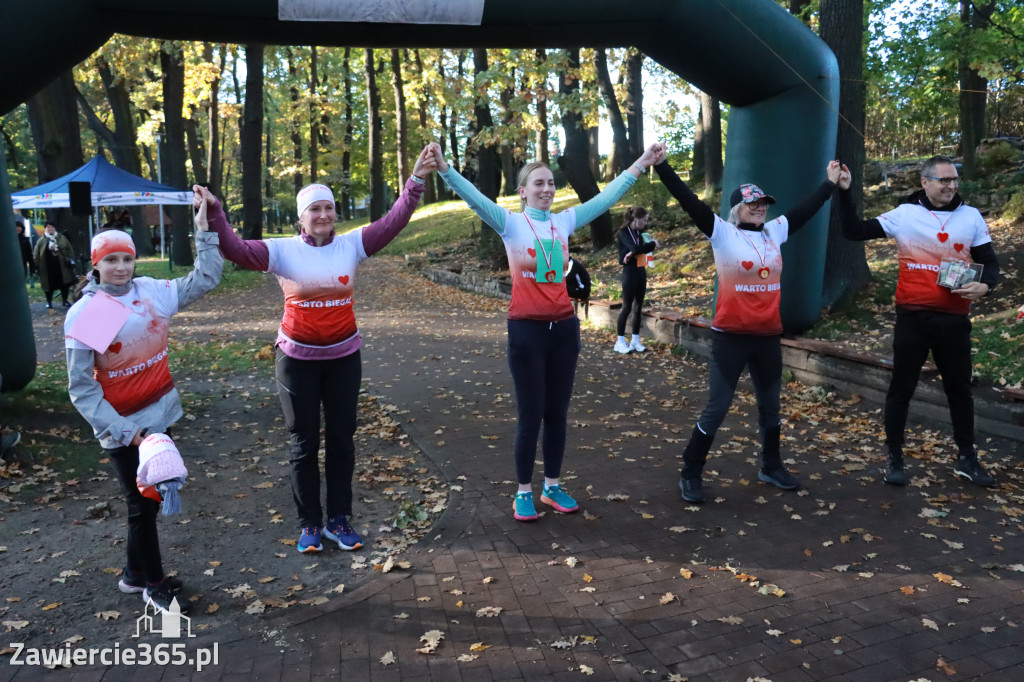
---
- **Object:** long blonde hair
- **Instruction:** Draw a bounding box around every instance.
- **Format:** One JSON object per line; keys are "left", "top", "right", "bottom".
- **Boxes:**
{"left": 517, "top": 161, "right": 551, "bottom": 212}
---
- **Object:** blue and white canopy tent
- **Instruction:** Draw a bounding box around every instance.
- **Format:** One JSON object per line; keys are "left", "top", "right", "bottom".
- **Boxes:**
{"left": 12, "top": 154, "right": 192, "bottom": 260}
{"left": 11, "top": 154, "right": 190, "bottom": 210}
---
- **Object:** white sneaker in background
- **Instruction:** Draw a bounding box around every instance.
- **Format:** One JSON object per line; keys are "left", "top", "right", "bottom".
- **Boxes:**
{"left": 630, "top": 338, "right": 646, "bottom": 352}
{"left": 614, "top": 339, "right": 632, "bottom": 354}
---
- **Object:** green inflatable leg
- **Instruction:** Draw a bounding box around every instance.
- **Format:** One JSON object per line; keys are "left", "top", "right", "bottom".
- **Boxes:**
{"left": 1, "top": 137, "right": 38, "bottom": 392}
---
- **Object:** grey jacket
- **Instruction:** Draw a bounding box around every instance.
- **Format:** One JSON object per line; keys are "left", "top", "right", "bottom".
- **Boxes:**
{"left": 67, "top": 231, "right": 222, "bottom": 449}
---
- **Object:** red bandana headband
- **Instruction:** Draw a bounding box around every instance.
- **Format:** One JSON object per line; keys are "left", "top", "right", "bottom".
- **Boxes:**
{"left": 91, "top": 229, "right": 136, "bottom": 265}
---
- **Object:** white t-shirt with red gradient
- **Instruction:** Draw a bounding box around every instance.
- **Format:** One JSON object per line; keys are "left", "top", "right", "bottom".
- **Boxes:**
{"left": 502, "top": 209, "right": 577, "bottom": 322}
{"left": 65, "top": 277, "right": 177, "bottom": 416}
{"left": 709, "top": 215, "right": 789, "bottom": 335}
{"left": 265, "top": 229, "right": 366, "bottom": 347}
{"left": 876, "top": 201, "right": 991, "bottom": 314}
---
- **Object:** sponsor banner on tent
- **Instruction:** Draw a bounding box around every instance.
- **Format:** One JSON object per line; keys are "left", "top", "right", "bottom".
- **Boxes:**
{"left": 278, "top": 0, "right": 484, "bottom": 25}
{"left": 12, "top": 192, "right": 190, "bottom": 209}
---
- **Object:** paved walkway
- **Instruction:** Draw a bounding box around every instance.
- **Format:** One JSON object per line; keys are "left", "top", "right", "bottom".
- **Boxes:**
{"left": 14, "top": 258, "right": 1024, "bottom": 682}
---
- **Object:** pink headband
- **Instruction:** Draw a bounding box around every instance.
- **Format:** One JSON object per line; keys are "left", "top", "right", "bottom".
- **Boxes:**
{"left": 91, "top": 230, "right": 136, "bottom": 265}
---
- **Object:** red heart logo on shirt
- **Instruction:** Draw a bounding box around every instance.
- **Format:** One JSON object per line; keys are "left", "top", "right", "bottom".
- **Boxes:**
{"left": 527, "top": 248, "right": 536, "bottom": 258}
{"left": 338, "top": 275, "right": 349, "bottom": 285}
{"left": 937, "top": 232, "right": 949, "bottom": 242}
{"left": 741, "top": 261, "right": 754, "bottom": 271}
{"left": 109, "top": 342, "right": 122, "bottom": 354}
{"left": 953, "top": 243, "right": 964, "bottom": 252}
{"left": 132, "top": 300, "right": 140, "bottom": 305}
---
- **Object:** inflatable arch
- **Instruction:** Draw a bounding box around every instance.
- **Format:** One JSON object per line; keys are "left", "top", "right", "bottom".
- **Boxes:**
{"left": 0, "top": 0, "right": 838, "bottom": 391}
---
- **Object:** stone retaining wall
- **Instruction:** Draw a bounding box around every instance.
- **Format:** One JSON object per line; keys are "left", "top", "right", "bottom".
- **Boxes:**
{"left": 421, "top": 268, "right": 1024, "bottom": 444}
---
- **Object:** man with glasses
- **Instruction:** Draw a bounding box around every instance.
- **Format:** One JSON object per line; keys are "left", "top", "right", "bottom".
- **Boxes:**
{"left": 836, "top": 155, "right": 1000, "bottom": 488}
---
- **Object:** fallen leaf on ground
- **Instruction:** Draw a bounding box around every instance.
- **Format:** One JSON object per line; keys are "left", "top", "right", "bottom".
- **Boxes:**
{"left": 659, "top": 593, "right": 676, "bottom": 605}
{"left": 94, "top": 611, "right": 119, "bottom": 620}
{"left": 380, "top": 651, "right": 396, "bottom": 666}
{"left": 476, "top": 606, "right": 502, "bottom": 617}
{"left": 416, "top": 629, "right": 444, "bottom": 654}
{"left": 922, "top": 618, "right": 939, "bottom": 631}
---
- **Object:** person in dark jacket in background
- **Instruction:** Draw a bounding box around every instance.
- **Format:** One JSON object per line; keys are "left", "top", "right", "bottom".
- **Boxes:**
{"left": 615, "top": 206, "right": 658, "bottom": 354}
{"left": 15, "top": 221, "right": 37, "bottom": 285}
{"left": 836, "top": 156, "right": 999, "bottom": 488}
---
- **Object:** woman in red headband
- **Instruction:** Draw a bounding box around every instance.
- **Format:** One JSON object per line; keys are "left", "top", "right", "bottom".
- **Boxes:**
{"left": 64, "top": 213, "right": 223, "bottom": 615}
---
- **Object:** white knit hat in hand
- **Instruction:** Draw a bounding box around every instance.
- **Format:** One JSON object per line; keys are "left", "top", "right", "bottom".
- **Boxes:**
{"left": 137, "top": 433, "right": 187, "bottom": 486}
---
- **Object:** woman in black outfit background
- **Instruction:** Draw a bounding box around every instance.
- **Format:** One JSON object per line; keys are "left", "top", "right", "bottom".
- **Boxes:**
{"left": 615, "top": 206, "right": 658, "bottom": 354}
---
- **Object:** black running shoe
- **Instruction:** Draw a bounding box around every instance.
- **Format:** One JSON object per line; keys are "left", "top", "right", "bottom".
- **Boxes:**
{"left": 679, "top": 477, "right": 705, "bottom": 503}
{"left": 953, "top": 457, "right": 996, "bottom": 488}
{"left": 143, "top": 582, "right": 190, "bottom": 615}
{"left": 758, "top": 467, "right": 801, "bottom": 491}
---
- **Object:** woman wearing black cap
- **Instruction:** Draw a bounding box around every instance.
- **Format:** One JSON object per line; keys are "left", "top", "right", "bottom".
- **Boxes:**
{"left": 654, "top": 160, "right": 843, "bottom": 502}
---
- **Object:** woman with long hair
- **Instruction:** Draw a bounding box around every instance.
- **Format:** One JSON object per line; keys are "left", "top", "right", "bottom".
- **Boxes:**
{"left": 429, "top": 141, "right": 666, "bottom": 521}
{"left": 615, "top": 206, "right": 658, "bottom": 353}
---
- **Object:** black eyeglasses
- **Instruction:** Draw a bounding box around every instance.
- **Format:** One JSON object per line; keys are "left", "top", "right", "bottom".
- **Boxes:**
{"left": 923, "top": 175, "right": 960, "bottom": 186}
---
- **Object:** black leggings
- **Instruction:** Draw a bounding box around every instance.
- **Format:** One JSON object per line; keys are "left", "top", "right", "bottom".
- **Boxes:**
{"left": 885, "top": 309, "right": 974, "bottom": 450}
{"left": 507, "top": 317, "right": 581, "bottom": 485}
{"left": 276, "top": 349, "right": 361, "bottom": 527}
{"left": 617, "top": 267, "right": 648, "bottom": 336}
{"left": 696, "top": 331, "right": 782, "bottom": 435}
{"left": 107, "top": 443, "right": 164, "bottom": 584}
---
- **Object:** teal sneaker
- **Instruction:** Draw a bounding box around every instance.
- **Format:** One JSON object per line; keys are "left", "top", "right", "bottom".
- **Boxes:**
{"left": 540, "top": 485, "right": 579, "bottom": 513}
{"left": 513, "top": 492, "right": 538, "bottom": 521}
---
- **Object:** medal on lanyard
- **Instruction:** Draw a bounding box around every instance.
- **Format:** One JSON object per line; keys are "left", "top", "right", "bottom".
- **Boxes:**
{"left": 738, "top": 227, "right": 771, "bottom": 279}
{"left": 525, "top": 215, "right": 563, "bottom": 283}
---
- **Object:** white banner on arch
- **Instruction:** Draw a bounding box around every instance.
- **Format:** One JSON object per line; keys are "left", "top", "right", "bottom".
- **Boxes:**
{"left": 279, "top": 0, "right": 485, "bottom": 25}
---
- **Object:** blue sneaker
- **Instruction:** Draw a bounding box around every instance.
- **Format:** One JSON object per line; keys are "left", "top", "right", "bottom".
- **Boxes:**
{"left": 513, "top": 492, "right": 538, "bottom": 521}
{"left": 324, "top": 515, "right": 364, "bottom": 550}
{"left": 540, "top": 485, "right": 579, "bottom": 513}
{"left": 297, "top": 525, "right": 323, "bottom": 553}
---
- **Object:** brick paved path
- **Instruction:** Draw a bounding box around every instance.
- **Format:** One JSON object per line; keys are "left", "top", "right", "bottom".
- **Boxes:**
{"left": 12, "top": 258, "right": 1022, "bottom": 682}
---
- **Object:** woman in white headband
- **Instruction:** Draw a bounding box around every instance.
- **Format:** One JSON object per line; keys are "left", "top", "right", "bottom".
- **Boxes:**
{"left": 64, "top": 211, "right": 223, "bottom": 615}
{"left": 196, "top": 144, "right": 436, "bottom": 554}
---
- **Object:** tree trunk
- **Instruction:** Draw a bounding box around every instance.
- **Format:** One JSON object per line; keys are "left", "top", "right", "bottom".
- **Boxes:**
{"left": 413, "top": 49, "right": 437, "bottom": 203}
{"left": 25, "top": 69, "right": 88, "bottom": 263}
{"left": 449, "top": 51, "right": 465, "bottom": 173}
{"left": 535, "top": 49, "right": 549, "bottom": 166}
{"left": 160, "top": 43, "right": 192, "bottom": 266}
{"left": 595, "top": 48, "right": 631, "bottom": 176}
{"left": 391, "top": 48, "right": 410, "bottom": 189}
{"left": 820, "top": 0, "right": 870, "bottom": 308}
{"left": 700, "top": 91, "right": 722, "bottom": 199}
{"left": 340, "top": 47, "right": 354, "bottom": 220}
{"left": 499, "top": 80, "right": 517, "bottom": 195}
{"left": 207, "top": 44, "right": 225, "bottom": 198}
{"left": 184, "top": 114, "right": 207, "bottom": 185}
{"left": 621, "top": 49, "right": 644, "bottom": 158}
{"left": 265, "top": 127, "right": 274, "bottom": 232}
{"left": 958, "top": 1, "right": 991, "bottom": 179}
{"left": 241, "top": 43, "right": 264, "bottom": 240}
{"left": 309, "top": 45, "right": 319, "bottom": 183}
{"left": 587, "top": 126, "right": 601, "bottom": 179}
{"left": 87, "top": 56, "right": 152, "bottom": 254}
{"left": 691, "top": 99, "right": 706, "bottom": 185}
{"left": 557, "top": 49, "right": 614, "bottom": 249}
{"left": 287, "top": 48, "right": 303, "bottom": 196}
{"left": 471, "top": 48, "right": 504, "bottom": 265}
{"left": 366, "top": 48, "right": 384, "bottom": 221}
